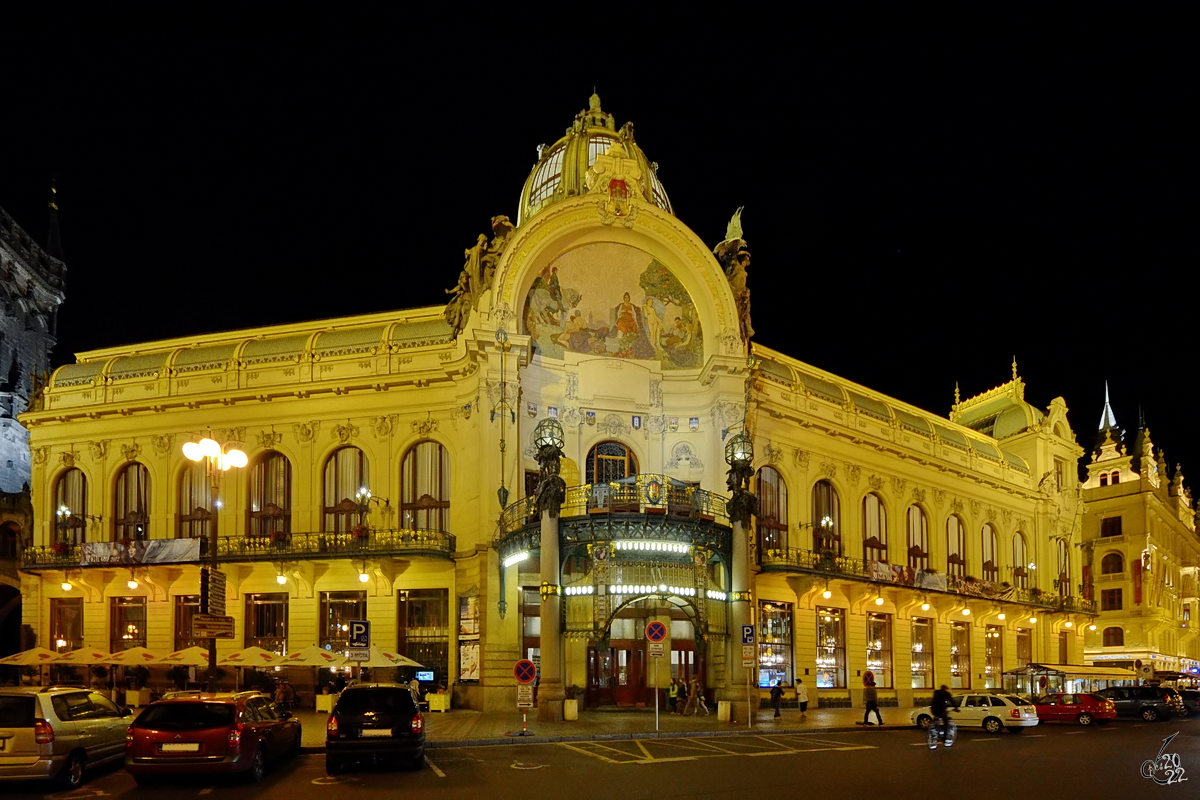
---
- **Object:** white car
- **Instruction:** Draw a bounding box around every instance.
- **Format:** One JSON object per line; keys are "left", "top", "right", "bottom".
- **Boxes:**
{"left": 911, "top": 692, "right": 1040, "bottom": 734}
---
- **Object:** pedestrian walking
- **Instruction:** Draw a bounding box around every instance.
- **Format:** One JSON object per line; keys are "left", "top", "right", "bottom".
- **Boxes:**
{"left": 685, "top": 676, "right": 709, "bottom": 716}
{"left": 668, "top": 677, "right": 681, "bottom": 715}
{"left": 796, "top": 679, "right": 809, "bottom": 719}
{"left": 859, "top": 672, "right": 883, "bottom": 725}
{"left": 770, "top": 680, "right": 784, "bottom": 718}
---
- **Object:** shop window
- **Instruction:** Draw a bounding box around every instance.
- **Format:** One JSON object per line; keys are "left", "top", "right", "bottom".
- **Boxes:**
{"left": 398, "top": 589, "right": 449, "bottom": 687}
{"left": 114, "top": 463, "right": 150, "bottom": 541}
{"left": 816, "top": 607, "right": 845, "bottom": 688}
{"left": 758, "top": 600, "right": 793, "bottom": 687}
{"left": 323, "top": 447, "right": 368, "bottom": 533}
{"left": 863, "top": 493, "right": 887, "bottom": 562}
{"left": 911, "top": 618, "right": 933, "bottom": 689}
{"left": 110, "top": 596, "right": 147, "bottom": 652}
{"left": 49, "top": 597, "right": 83, "bottom": 653}
{"left": 320, "top": 591, "right": 366, "bottom": 654}
{"left": 866, "top": 613, "right": 892, "bottom": 688}
{"left": 756, "top": 467, "right": 788, "bottom": 553}
{"left": 174, "top": 595, "right": 203, "bottom": 651}
{"left": 248, "top": 451, "right": 291, "bottom": 537}
{"left": 245, "top": 593, "right": 289, "bottom": 655}
{"left": 401, "top": 441, "right": 450, "bottom": 532}
{"left": 907, "top": 505, "right": 929, "bottom": 570}
{"left": 1102, "top": 627, "right": 1124, "bottom": 647}
{"left": 812, "top": 481, "right": 841, "bottom": 556}
{"left": 984, "top": 625, "right": 1003, "bottom": 689}
{"left": 950, "top": 621, "right": 971, "bottom": 689}
{"left": 1016, "top": 629, "right": 1031, "bottom": 667}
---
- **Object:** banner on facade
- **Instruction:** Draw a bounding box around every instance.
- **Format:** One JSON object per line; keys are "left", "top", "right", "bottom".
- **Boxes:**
{"left": 81, "top": 539, "right": 201, "bottom": 566}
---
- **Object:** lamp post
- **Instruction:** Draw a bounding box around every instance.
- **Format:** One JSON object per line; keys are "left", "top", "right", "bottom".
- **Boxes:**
{"left": 723, "top": 430, "right": 756, "bottom": 725}
{"left": 533, "top": 417, "right": 566, "bottom": 721}
{"left": 182, "top": 435, "right": 247, "bottom": 690}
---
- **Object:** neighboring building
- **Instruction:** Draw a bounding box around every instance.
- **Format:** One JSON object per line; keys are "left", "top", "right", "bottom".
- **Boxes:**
{"left": 17, "top": 97, "right": 1093, "bottom": 712}
{"left": 1081, "top": 389, "right": 1198, "bottom": 677}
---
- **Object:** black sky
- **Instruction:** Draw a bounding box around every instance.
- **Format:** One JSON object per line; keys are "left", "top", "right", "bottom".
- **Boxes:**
{"left": 2, "top": 9, "right": 1195, "bottom": 478}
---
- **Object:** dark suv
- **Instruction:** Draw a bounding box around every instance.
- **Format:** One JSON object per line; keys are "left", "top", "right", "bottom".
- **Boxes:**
{"left": 1095, "top": 685, "right": 1186, "bottom": 721}
{"left": 325, "top": 684, "right": 425, "bottom": 774}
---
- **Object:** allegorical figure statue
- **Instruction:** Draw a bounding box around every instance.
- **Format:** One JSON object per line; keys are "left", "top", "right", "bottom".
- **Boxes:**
{"left": 444, "top": 215, "right": 518, "bottom": 338}
{"left": 534, "top": 441, "right": 567, "bottom": 518}
{"left": 713, "top": 207, "right": 754, "bottom": 342}
{"left": 443, "top": 269, "right": 473, "bottom": 339}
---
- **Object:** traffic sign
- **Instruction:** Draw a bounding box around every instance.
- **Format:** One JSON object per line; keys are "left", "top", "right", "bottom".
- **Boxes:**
{"left": 345, "top": 650, "right": 370, "bottom": 662}
{"left": 743, "top": 644, "right": 755, "bottom": 668}
{"left": 514, "top": 659, "right": 537, "bottom": 684}
{"left": 516, "top": 684, "right": 534, "bottom": 707}
{"left": 201, "top": 568, "right": 227, "bottom": 616}
{"left": 742, "top": 625, "right": 755, "bottom": 645}
{"left": 646, "top": 621, "right": 667, "bottom": 643}
{"left": 649, "top": 642, "right": 665, "bottom": 658}
{"left": 192, "top": 614, "right": 235, "bottom": 639}
{"left": 349, "top": 620, "right": 370, "bottom": 648}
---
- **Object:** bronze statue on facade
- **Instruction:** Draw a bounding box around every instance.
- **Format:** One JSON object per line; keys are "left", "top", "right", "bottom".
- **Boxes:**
{"left": 534, "top": 439, "right": 566, "bottom": 518}
{"left": 713, "top": 207, "right": 754, "bottom": 342}
{"left": 725, "top": 458, "right": 758, "bottom": 527}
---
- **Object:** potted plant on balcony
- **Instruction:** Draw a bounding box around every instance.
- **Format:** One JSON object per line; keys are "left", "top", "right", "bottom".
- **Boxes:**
{"left": 563, "top": 684, "right": 582, "bottom": 720}
{"left": 353, "top": 525, "right": 370, "bottom": 544}
{"left": 52, "top": 541, "right": 71, "bottom": 556}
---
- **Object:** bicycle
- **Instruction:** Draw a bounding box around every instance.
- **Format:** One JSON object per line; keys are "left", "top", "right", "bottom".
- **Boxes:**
{"left": 926, "top": 713, "right": 958, "bottom": 749}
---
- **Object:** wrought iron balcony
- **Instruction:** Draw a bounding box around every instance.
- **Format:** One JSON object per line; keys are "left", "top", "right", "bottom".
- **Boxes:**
{"left": 21, "top": 528, "right": 456, "bottom": 570}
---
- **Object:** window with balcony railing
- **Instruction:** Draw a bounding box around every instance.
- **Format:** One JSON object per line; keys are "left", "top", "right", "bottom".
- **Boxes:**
{"left": 54, "top": 468, "right": 88, "bottom": 544}
{"left": 863, "top": 493, "right": 887, "bottom": 562}
{"left": 946, "top": 516, "right": 966, "bottom": 577}
{"left": 907, "top": 505, "right": 928, "bottom": 571}
{"left": 324, "top": 447, "right": 368, "bottom": 533}
{"left": 249, "top": 451, "right": 291, "bottom": 538}
{"left": 1013, "top": 532, "right": 1029, "bottom": 589}
{"left": 812, "top": 481, "right": 841, "bottom": 557}
{"left": 179, "top": 461, "right": 213, "bottom": 539}
{"left": 114, "top": 463, "right": 150, "bottom": 541}
{"left": 981, "top": 523, "right": 999, "bottom": 582}
{"left": 402, "top": 441, "right": 450, "bottom": 532}
{"left": 756, "top": 467, "right": 788, "bottom": 553}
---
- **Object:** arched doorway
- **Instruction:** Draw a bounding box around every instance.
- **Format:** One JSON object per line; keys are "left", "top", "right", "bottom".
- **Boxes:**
{"left": 587, "top": 594, "right": 705, "bottom": 708}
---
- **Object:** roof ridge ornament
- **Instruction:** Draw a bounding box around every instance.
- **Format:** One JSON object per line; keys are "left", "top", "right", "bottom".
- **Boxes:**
{"left": 586, "top": 141, "right": 645, "bottom": 228}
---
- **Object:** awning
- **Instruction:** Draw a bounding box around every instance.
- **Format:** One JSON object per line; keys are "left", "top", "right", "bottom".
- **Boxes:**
{"left": 1003, "top": 663, "right": 1137, "bottom": 680}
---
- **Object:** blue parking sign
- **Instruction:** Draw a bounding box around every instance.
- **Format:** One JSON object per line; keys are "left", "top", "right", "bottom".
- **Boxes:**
{"left": 742, "top": 625, "right": 755, "bottom": 645}
{"left": 350, "top": 619, "right": 370, "bottom": 648}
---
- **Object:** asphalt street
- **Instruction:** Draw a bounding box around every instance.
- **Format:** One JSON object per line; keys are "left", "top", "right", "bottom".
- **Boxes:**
{"left": 5, "top": 719, "right": 1194, "bottom": 800}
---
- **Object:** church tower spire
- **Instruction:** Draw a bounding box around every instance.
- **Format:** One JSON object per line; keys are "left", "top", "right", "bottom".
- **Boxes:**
{"left": 1098, "top": 381, "right": 1117, "bottom": 431}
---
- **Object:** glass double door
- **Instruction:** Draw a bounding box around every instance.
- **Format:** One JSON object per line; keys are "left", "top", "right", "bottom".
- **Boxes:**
{"left": 587, "top": 616, "right": 702, "bottom": 707}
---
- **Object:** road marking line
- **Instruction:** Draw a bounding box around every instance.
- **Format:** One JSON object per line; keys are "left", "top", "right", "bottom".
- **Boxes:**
{"left": 425, "top": 756, "right": 446, "bottom": 778}
{"left": 1063, "top": 731, "right": 1085, "bottom": 735}
{"left": 634, "top": 740, "right": 653, "bottom": 760}
{"left": 1023, "top": 735, "right": 1046, "bottom": 738}
{"left": 558, "top": 743, "right": 625, "bottom": 764}
{"left": 970, "top": 738, "right": 1002, "bottom": 741}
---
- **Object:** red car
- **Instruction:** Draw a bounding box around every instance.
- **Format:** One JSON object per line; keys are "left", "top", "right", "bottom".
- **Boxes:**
{"left": 1033, "top": 692, "right": 1116, "bottom": 725}
{"left": 125, "top": 692, "right": 301, "bottom": 785}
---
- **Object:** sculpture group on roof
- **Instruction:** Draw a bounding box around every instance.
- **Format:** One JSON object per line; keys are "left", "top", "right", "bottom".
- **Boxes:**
{"left": 713, "top": 207, "right": 754, "bottom": 343}
{"left": 444, "top": 215, "right": 516, "bottom": 339}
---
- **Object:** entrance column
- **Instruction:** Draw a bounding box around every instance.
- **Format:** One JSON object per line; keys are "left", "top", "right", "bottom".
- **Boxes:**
{"left": 721, "top": 433, "right": 757, "bottom": 723}
{"left": 533, "top": 418, "right": 566, "bottom": 721}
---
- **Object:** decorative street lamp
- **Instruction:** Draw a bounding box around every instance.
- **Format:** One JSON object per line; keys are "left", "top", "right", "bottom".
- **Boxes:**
{"left": 533, "top": 417, "right": 566, "bottom": 519}
{"left": 182, "top": 434, "right": 247, "bottom": 689}
{"left": 724, "top": 431, "right": 753, "bottom": 471}
{"left": 724, "top": 431, "right": 757, "bottom": 527}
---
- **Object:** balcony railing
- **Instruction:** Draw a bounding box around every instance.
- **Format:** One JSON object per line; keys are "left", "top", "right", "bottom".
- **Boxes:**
{"left": 21, "top": 528, "right": 456, "bottom": 569}
{"left": 758, "top": 546, "right": 1096, "bottom": 613}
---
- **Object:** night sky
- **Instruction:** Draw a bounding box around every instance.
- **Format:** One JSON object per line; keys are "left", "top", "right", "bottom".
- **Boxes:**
{"left": 2, "top": 11, "right": 1194, "bottom": 478}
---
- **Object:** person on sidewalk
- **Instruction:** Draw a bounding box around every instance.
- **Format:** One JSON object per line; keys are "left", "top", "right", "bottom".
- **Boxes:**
{"left": 796, "top": 679, "right": 809, "bottom": 719}
{"left": 685, "top": 676, "right": 709, "bottom": 716}
{"left": 859, "top": 673, "right": 883, "bottom": 725}
{"left": 770, "top": 681, "right": 784, "bottom": 718}
{"left": 668, "top": 677, "right": 681, "bottom": 715}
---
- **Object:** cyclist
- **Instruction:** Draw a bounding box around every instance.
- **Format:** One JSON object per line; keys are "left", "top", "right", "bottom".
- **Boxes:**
{"left": 930, "top": 684, "right": 954, "bottom": 745}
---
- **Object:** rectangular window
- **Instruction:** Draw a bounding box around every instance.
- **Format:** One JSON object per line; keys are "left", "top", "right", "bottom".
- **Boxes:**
{"left": 758, "top": 601, "right": 793, "bottom": 687}
{"left": 398, "top": 589, "right": 449, "bottom": 687}
{"left": 950, "top": 621, "right": 971, "bottom": 689}
{"left": 816, "top": 607, "right": 845, "bottom": 688}
{"left": 1059, "top": 631, "right": 1069, "bottom": 663}
{"left": 174, "top": 595, "right": 203, "bottom": 651}
{"left": 49, "top": 598, "right": 83, "bottom": 653}
{"left": 1100, "top": 517, "right": 1122, "bottom": 537}
{"left": 245, "top": 593, "right": 289, "bottom": 655}
{"left": 866, "top": 613, "right": 892, "bottom": 688}
{"left": 1101, "top": 588, "right": 1123, "bottom": 611}
{"left": 320, "top": 591, "right": 366, "bottom": 654}
{"left": 1016, "top": 629, "right": 1031, "bottom": 668}
{"left": 110, "top": 596, "right": 147, "bottom": 652}
{"left": 911, "top": 618, "right": 933, "bottom": 689}
{"left": 985, "top": 625, "right": 1003, "bottom": 689}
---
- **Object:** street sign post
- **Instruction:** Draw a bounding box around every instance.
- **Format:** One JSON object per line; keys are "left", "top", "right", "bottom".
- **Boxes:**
{"left": 646, "top": 621, "right": 668, "bottom": 730}
{"left": 516, "top": 684, "right": 534, "bottom": 707}
{"left": 200, "top": 568, "right": 227, "bottom": 616}
{"left": 742, "top": 625, "right": 755, "bottom": 730}
{"left": 512, "top": 659, "right": 537, "bottom": 737}
{"left": 345, "top": 650, "right": 370, "bottom": 662}
{"left": 191, "top": 614, "right": 235, "bottom": 639}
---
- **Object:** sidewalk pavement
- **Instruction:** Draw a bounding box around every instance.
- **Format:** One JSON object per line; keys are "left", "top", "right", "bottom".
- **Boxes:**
{"left": 295, "top": 703, "right": 921, "bottom": 751}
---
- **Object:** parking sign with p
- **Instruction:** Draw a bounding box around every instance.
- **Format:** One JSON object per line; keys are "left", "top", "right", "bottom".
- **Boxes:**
{"left": 350, "top": 619, "right": 370, "bottom": 648}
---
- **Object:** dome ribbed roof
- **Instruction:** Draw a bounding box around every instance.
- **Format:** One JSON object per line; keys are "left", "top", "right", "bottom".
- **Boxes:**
{"left": 518, "top": 94, "right": 672, "bottom": 226}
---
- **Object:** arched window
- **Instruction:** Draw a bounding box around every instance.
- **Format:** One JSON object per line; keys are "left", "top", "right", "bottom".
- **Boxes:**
{"left": 1099, "top": 473, "right": 1108, "bottom": 486}
{"left": 1056, "top": 539, "right": 1071, "bottom": 597}
{"left": 114, "top": 462, "right": 150, "bottom": 541}
{"left": 1012, "top": 532, "right": 1029, "bottom": 589}
{"left": 756, "top": 466, "right": 788, "bottom": 552}
{"left": 54, "top": 468, "right": 88, "bottom": 544}
{"left": 586, "top": 441, "right": 638, "bottom": 484}
{"left": 981, "top": 523, "right": 999, "bottom": 582}
{"left": 812, "top": 480, "right": 840, "bottom": 556}
{"left": 323, "top": 447, "right": 368, "bottom": 533}
{"left": 1110, "top": 472, "right": 1119, "bottom": 485}
{"left": 863, "top": 493, "right": 887, "bottom": 562}
{"left": 1100, "top": 552, "right": 1124, "bottom": 574}
{"left": 402, "top": 441, "right": 451, "bottom": 532}
{"left": 906, "top": 505, "right": 928, "bottom": 571}
{"left": 179, "top": 461, "right": 213, "bottom": 539}
{"left": 249, "top": 451, "right": 291, "bottom": 538}
{"left": 1102, "top": 627, "right": 1124, "bottom": 647}
{"left": 946, "top": 516, "right": 966, "bottom": 577}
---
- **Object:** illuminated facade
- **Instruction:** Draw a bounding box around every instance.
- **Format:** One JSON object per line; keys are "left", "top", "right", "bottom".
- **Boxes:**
{"left": 19, "top": 97, "right": 1094, "bottom": 712}
{"left": 1081, "top": 392, "right": 1199, "bottom": 676}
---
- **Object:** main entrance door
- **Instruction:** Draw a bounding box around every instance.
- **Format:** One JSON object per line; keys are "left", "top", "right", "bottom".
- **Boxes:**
{"left": 586, "top": 605, "right": 703, "bottom": 708}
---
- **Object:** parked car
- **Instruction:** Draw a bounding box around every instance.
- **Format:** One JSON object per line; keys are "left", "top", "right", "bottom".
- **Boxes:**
{"left": 0, "top": 686, "right": 133, "bottom": 789}
{"left": 325, "top": 683, "right": 425, "bottom": 774}
{"left": 125, "top": 691, "right": 301, "bottom": 785}
{"left": 1178, "top": 689, "right": 1200, "bottom": 716}
{"left": 1094, "top": 685, "right": 1186, "bottom": 721}
{"left": 911, "top": 692, "right": 1039, "bottom": 734}
{"left": 1033, "top": 692, "right": 1116, "bottom": 725}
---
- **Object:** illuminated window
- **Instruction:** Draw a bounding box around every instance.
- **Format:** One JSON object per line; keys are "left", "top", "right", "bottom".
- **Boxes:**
{"left": 248, "top": 451, "right": 291, "bottom": 537}
{"left": 946, "top": 516, "right": 966, "bottom": 577}
{"left": 758, "top": 600, "right": 793, "bottom": 687}
{"left": 981, "top": 523, "right": 999, "bottom": 582}
{"left": 1102, "top": 627, "right": 1124, "bottom": 647}
{"left": 1016, "top": 628, "right": 1031, "bottom": 667}
{"left": 399, "top": 589, "right": 449, "bottom": 688}
{"left": 911, "top": 618, "right": 933, "bottom": 689}
{"left": 174, "top": 595, "right": 203, "bottom": 651}
{"left": 816, "top": 607, "right": 845, "bottom": 688}
{"left": 527, "top": 145, "right": 565, "bottom": 206}
{"left": 50, "top": 597, "right": 83, "bottom": 653}
{"left": 114, "top": 462, "right": 150, "bottom": 541}
{"left": 863, "top": 493, "right": 887, "bottom": 561}
{"left": 950, "top": 621, "right": 971, "bottom": 689}
{"left": 323, "top": 447, "right": 368, "bottom": 533}
{"left": 984, "top": 625, "right": 1003, "bottom": 688}
{"left": 54, "top": 468, "right": 88, "bottom": 544}
{"left": 320, "top": 591, "right": 366, "bottom": 655}
{"left": 1101, "top": 588, "right": 1123, "bottom": 611}
{"left": 756, "top": 467, "right": 788, "bottom": 553}
{"left": 586, "top": 135, "right": 615, "bottom": 166}
{"left": 179, "top": 460, "right": 213, "bottom": 540}
{"left": 401, "top": 441, "right": 450, "bottom": 532}
{"left": 866, "top": 613, "right": 892, "bottom": 688}
{"left": 1012, "top": 532, "right": 1029, "bottom": 589}
{"left": 110, "top": 596, "right": 146, "bottom": 652}
{"left": 812, "top": 481, "right": 841, "bottom": 556}
{"left": 245, "top": 593, "right": 289, "bottom": 656}
{"left": 907, "top": 505, "right": 929, "bottom": 570}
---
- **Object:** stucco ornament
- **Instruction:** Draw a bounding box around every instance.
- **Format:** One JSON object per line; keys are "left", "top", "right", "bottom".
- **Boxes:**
{"left": 586, "top": 140, "right": 644, "bottom": 227}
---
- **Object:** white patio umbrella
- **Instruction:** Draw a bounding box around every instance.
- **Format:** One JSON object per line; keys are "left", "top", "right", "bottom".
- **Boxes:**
{"left": 217, "top": 646, "right": 283, "bottom": 668}
{"left": 103, "top": 647, "right": 165, "bottom": 666}
{"left": 159, "top": 646, "right": 212, "bottom": 666}
{"left": 344, "top": 646, "right": 424, "bottom": 669}
{"left": 53, "top": 648, "right": 113, "bottom": 665}
{"left": 279, "top": 645, "right": 345, "bottom": 667}
{"left": 0, "top": 647, "right": 62, "bottom": 666}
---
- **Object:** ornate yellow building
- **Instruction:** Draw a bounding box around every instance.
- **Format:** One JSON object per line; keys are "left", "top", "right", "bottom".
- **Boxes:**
{"left": 19, "top": 96, "right": 1094, "bottom": 714}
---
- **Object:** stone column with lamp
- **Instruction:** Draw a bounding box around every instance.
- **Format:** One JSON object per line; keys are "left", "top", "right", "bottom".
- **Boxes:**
{"left": 533, "top": 417, "right": 566, "bottom": 721}
{"left": 722, "top": 432, "right": 757, "bottom": 723}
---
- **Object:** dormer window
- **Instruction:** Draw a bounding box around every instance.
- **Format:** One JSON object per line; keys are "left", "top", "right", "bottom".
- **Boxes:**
{"left": 1110, "top": 472, "right": 1119, "bottom": 485}
{"left": 1099, "top": 473, "right": 1108, "bottom": 486}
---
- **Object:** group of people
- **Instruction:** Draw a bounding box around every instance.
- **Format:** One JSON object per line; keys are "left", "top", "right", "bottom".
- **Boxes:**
{"left": 770, "top": 679, "right": 810, "bottom": 719}
{"left": 272, "top": 680, "right": 296, "bottom": 708}
{"left": 667, "top": 676, "right": 710, "bottom": 716}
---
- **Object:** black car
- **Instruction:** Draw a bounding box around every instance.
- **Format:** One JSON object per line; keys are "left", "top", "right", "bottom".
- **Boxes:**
{"left": 325, "top": 684, "right": 425, "bottom": 774}
{"left": 1179, "top": 689, "right": 1200, "bottom": 716}
{"left": 1095, "top": 685, "right": 1186, "bottom": 721}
